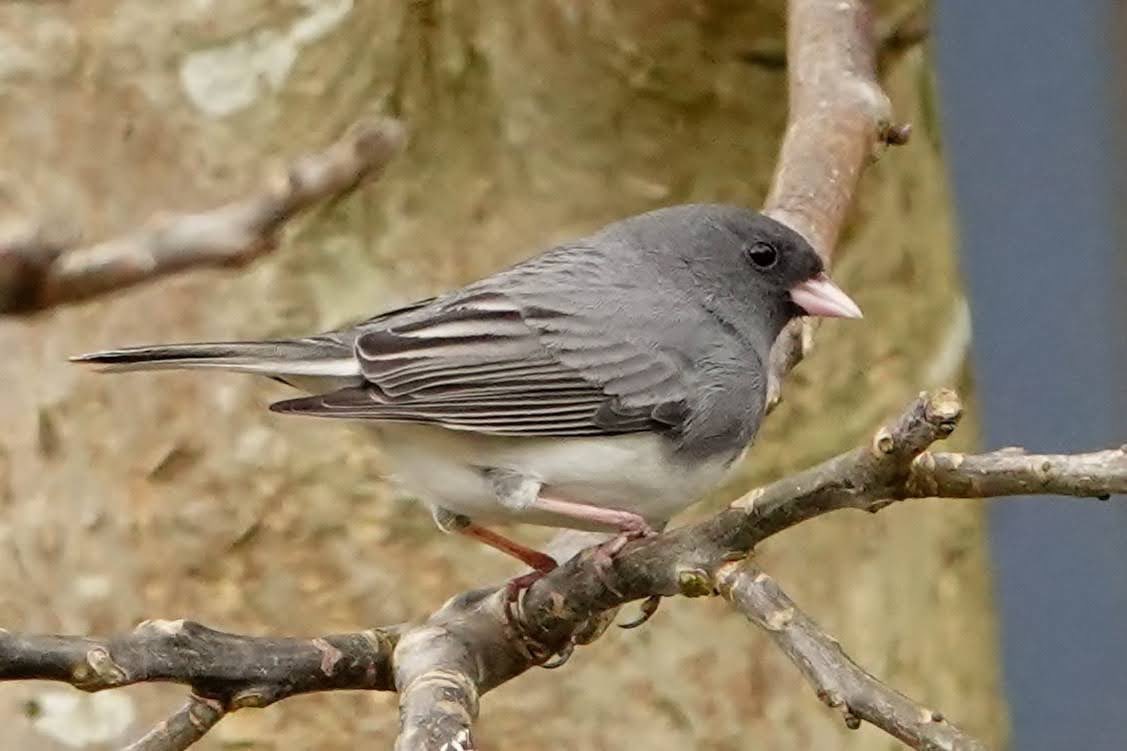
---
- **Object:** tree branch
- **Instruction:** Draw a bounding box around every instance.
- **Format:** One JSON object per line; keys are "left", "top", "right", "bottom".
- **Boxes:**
{"left": 0, "top": 117, "right": 404, "bottom": 316}
{"left": 716, "top": 562, "right": 987, "bottom": 751}
{"left": 763, "top": 0, "right": 908, "bottom": 407}
{"left": 376, "top": 388, "right": 1124, "bottom": 750}
{"left": 122, "top": 695, "right": 226, "bottom": 751}
{"left": 740, "top": 3, "right": 929, "bottom": 75}
{"left": 0, "top": 619, "right": 401, "bottom": 699}
{"left": 4, "top": 390, "right": 1124, "bottom": 748}
{"left": 0, "top": 619, "right": 401, "bottom": 749}
{"left": 0, "top": 3, "right": 1102, "bottom": 750}
{"left": 908, "top": 447, "right": 1127, "bottom": 500}
{"left": 393, "top": 612, "right": 482, "bottom": 751}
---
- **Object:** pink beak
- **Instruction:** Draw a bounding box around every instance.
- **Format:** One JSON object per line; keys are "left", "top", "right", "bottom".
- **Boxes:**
{"left": 789, "top": 273, "right": 863, "bottom": 319}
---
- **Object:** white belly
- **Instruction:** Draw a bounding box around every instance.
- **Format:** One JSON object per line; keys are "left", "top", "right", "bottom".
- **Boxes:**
{"left": 371, "top": 423, "right": 744, "bottom": 530}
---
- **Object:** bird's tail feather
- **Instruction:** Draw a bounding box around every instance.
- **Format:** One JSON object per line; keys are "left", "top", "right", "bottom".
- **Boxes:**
{"left": 70, "top": 338, "right": 361, "bottom": 379}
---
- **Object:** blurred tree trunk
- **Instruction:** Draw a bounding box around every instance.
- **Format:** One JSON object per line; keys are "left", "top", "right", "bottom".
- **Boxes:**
{"left": 0, "top": 2, "right": 1004, "bottom": 749}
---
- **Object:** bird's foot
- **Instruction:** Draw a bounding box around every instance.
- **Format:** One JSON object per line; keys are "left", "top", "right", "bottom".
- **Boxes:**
{"left": 599, "top": 516, "right": 658, "bottom": 557}
{"left": 501, "top": 568, "right": 580, "bottom": 668}
{"left": 580, "top": 518, "right": 663, "bottom": 628}
{"left": 589, "top": 516, "right": 657, "bottom": 580}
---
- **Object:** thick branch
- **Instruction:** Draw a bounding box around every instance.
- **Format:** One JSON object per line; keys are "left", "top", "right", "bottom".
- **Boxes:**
{"left": 0, "top": 619, "right": 400, "bottom": 701}
{"left": 0, "top": 117, "right": 404, "bottom": 315}
{"left": 5, "top": 391, "right": 1125, "bottom": 749}
{"left": 717, "top": 562, "right": 987, "bottom": 751}
{"left": 764, "top": 0, "right": 892, "bottom": 247}
{"left": 763, "top": 0, "right": 906, "bottom": 406}
{"left": 741, "top": 3, "right": 929, "bottom": 73}
{"left": 393, "top": 614, "right": 482, "bottom": 751}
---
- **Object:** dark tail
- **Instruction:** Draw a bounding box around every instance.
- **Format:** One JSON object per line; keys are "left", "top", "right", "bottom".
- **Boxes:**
{"left": 71, "top": 338, "right": 360, "bottom": 379}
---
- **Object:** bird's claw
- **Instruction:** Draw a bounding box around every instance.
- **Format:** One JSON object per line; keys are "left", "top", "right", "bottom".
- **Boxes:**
{"left": 501, "top": 571, "right": 552, "bottom": 662}
{"left": 501, "top": 570, "right": 578, "bottom": 668}
{"left": 540, "top": 640, "right": 576, "bottom": 669}
{"left": 618, "top": 595, "right": 663, "bottom": 629}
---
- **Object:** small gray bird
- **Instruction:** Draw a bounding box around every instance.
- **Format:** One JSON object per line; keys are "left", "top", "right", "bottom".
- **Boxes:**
{"left": 74, "top": 204, "right": 860, "bottom": 577}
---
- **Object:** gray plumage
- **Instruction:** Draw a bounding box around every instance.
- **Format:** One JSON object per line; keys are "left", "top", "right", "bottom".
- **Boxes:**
{"left": 74, "top": 204, "right": 856, "bottom": 532}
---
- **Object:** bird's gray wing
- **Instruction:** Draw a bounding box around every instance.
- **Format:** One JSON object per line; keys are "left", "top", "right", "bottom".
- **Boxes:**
{"left": 269, "top": 288, "right": 690, "bottom": 436}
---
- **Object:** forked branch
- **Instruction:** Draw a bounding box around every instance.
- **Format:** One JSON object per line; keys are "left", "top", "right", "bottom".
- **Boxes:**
{"left": 5, "top": 390, "right": 1124, "bottom": 750}
{"left": 717, "top": 563, "right": 986, "bottom": 751}
{"left": 3, "top": 2, "right": 1106, "bottom": 750}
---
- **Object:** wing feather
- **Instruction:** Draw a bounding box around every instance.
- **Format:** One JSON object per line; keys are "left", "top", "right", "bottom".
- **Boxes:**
{"left": 270, "top": 286, "right": 690, "bottom": 436}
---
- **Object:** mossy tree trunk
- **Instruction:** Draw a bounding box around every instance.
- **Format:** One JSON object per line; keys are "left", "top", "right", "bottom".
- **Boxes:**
{"left": 0, "top": 2, "right": 1003, "bottom": 748}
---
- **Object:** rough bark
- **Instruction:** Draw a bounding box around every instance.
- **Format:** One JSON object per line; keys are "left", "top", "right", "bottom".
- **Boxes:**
{"left": 0, "top": 2, "right": 1001, "bottom": 749}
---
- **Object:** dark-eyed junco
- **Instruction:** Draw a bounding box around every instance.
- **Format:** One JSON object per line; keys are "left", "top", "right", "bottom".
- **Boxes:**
{"left": 74, "top": 204, "right": 860, "bottom": 576}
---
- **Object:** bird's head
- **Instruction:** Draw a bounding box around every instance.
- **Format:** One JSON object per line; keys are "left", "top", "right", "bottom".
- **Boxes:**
{"left": 716, "top": 208, "right": 862, "bottom": 322}
{"left": 594, "top": 204, "right": 863, "bottom": 351}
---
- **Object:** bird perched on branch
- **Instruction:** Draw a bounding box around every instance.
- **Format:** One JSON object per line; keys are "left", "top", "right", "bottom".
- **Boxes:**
{"left": 75, "top": 204, "right": 860, "bottom": 595}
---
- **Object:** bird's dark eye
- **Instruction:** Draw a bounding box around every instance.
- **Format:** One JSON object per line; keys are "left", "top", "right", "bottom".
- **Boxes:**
{"left": 746, "top": 242, "right": 778, "bottom": 269}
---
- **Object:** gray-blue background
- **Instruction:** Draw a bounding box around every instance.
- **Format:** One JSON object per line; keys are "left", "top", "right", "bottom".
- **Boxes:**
{"left": 934, "top": 3, "right": 1127, "bottom": 748}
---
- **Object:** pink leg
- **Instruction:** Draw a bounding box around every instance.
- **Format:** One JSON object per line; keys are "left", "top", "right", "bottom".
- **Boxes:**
{"left": 530, "top": 496, "right": 656, "bottom": 538}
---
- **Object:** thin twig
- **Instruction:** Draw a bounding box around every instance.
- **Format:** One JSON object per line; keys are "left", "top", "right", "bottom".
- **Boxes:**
{"left": 717, "top": 562, "right": 987, "bottom": 751}
{"left": 0, "top": 117, "right": 405, "bottom": 315}
{"left": 908, "top": 448, "right": 1127, "bottom": 499}
{"left": 122, "top": 695, "right": 227, "bottom": 751}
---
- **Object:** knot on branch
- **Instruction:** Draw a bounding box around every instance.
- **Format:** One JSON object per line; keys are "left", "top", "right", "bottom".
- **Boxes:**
{"left": 837, "top": 76, "right": 894, "bottom": 131}
{"left": 876, "top": 388, "right": 962, "bottom": 462}
{"left": 924, "top": 388, "right": 963, "bottom": 429}
{"left": 72, "top": 646, "right": 128, "bottom": 691}
{"left": 676, "top": 567, "right": 715, "bottom": 598}
{"left": 880, "top": 121, "right": 913, "bottom": 146}
{"left": 133, "top": 619, "right": 187, "bottom": 637}
{"left": 816, "top": 688, "right": 863, "bottom": 730}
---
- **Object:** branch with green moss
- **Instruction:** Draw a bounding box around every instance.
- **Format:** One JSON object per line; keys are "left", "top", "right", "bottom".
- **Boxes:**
{"left": 0, "top": 117, "right": 404, "bottom": 315}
